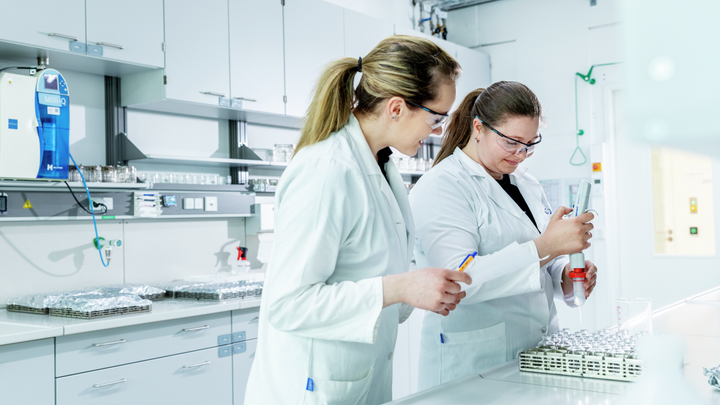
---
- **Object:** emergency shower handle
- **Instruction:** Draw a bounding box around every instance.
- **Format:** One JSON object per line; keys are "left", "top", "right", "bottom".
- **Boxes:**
{"left": 200, "top": 91, "right": 226, "bottom": 97}
{"left": 92, "top": 339, "right": 127, "bottom": 347}
{"left": 48, "top": 33, "right": 79, "bottom": 42}
{"left": 96, "top": 42, "right": 124, "bottom": 49}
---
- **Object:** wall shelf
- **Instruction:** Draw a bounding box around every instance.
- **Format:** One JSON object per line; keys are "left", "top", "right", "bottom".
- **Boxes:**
{"left": 129, "top": 154, "right": 288, "bottom": 169}
{"left": 0, "top": 180, "right": 149, "bottom": 190}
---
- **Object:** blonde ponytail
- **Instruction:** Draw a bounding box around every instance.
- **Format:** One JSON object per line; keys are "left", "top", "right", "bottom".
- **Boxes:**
{"left": 295, "top": 35, "right": 461, "bottom": 155}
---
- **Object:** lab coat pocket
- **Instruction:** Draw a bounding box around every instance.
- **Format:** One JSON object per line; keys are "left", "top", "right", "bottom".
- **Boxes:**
{"left": 303, "top": 366, "right": 374, "bottom": 405}
{"left": 440, "top": 322, "right": 506, "bottom": 384}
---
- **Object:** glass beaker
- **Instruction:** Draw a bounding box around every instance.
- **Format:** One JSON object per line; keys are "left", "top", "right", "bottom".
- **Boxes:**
{"left": 616, "top": 297, "right": 653, "bottom": 335}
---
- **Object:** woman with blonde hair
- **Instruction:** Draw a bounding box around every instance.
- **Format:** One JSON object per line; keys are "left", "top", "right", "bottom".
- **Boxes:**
{"left": 410, "top": 82, "right": 598, "bottom": 389}
{"left": 244, "top": 36, "right": 472, "bottom": 405}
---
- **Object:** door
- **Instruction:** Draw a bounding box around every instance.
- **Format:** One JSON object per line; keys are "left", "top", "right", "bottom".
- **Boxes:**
{"left": 0, "top": 339, "right": 55, "bottom": 405}
{"left": 229, "top": 0, "right": 285, "bottom": 115}
{"left": 86, "top": 0, "right": 164, "bottom": 68}
{"left": 164, "top": 0, "right": 230, "bottom": 105}
{"left": 284, "top": 0, "right": 344, "bottom": 117}
{"left": 0, "top": 0, "right": 85, "bottom": 52}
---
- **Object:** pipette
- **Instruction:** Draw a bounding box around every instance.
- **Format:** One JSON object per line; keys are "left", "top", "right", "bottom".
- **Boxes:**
{"left": 568, "top": 180, "right": 592, "bottom": 307}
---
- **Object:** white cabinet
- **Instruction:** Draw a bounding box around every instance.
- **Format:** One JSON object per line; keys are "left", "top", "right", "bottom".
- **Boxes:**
{"left": 232, "top": 338, "right": 257, "bottom": 405}
{"left": 343, "top": 9, "right": 394, "bottom": 59}
{"left": 56, "top": 346, "right": 232, "bottom": 405}
{"left": 0, "top": 338, "right": 55, "bottom": 405}
{"left": 0, "top": 0, "right": 86, "bottom": 52}
{"left": 86, "top": 0, "right": 164, "bottom": 68}
{"left": 284, "top": 0, "right": 345, "bottom": 117}
{"left": 164, "top": 0, "right": 230, "bottom": 105}
{"left": 453, "top": 45, "right": 491, "bottom": 111}
{"left": 394, "top": 26, "right": 457, "bottom": 59}
{"left": 229, "top": 0, "right": 285, "bottom": 115}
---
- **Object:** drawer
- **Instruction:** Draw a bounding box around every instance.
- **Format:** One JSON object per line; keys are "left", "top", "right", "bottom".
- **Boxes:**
{"left": 56, "top": 345, "right": 232, "bottom": 405}
{"left": 56, "top": 312, "right": 231, "bottom": 377}
{"left": 233, "top": 338, "right": 257, "bottom": 405}
{"left": 231, "top": 308, "right": 260, "bottom": 342}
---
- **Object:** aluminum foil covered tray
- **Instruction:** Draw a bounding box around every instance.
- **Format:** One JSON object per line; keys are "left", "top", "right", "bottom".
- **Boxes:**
{"left": 48, "top": 293, "right": 152, "bottom": 319}
{"left": 157, "top": 280, "right": 263, "bottom": 301}
{"left": 6, "top": 290, "right": 104, "bottom": 315}
{"left": 703, "top": 366, "right": 720, "bottom": 391}
{"left": 90, "top": 284, "right": 166, "bottom": 301}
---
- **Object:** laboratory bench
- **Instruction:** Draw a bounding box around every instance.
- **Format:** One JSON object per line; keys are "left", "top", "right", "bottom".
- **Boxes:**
{"left": 0, "top": 298, "right": 261, "bottom": 405}
{"left": 386, "top": 287, "right": 720, "bottom": 405}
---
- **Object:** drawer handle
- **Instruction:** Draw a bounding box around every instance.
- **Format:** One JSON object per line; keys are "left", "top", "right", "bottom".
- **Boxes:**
{"left": 183, "top": 361, "right": 211, "bottom": 369}
{"left": 93, "top": 378, "right": 127, "bottom": 388}
{"left": 96, "top": 41, "right": 125, "bottom": 49}
{"left": 232, "top": 97, "right": 257, "bottom": 102}
{"left": 250, "top": 316, "right": 260, "bottom": 323}
{"left": 182, "top": 325, "right": 210, "bottom": 332}
{"left": 92, "top": 339, "right": 127, "bottom": 347}
{"left": 48, "top": 33, "right": 78, "bottom": 42}
{"left": 200, "top": 91, "right": 226, "bottom": 97}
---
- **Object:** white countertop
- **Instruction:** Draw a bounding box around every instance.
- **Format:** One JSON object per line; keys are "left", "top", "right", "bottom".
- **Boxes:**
{"left": 387, "top": 287, "right": 720, "bottom": 405}
{"left": 0, "top": 297, "right": 261, "bottom": 346}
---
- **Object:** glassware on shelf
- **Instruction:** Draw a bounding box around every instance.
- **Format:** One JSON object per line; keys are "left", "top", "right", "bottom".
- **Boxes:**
{"left": 116, "top": 166, "right": 129, "bottom": 183}
{"left": 102, "top": 166, "right": 117, "bottom": 183}
{"left": 273, "top": 144, "right": 294, "bottom": 163}
{"left": 137, "top": 173, "right": 147, "bottom": 183}
{"left": 209, "top": 174, "right": 219, "bottom": 185}
{"left": 68, "top": 165, "right": 81, "bottom": 182}
{"left": 127, "top": 166, "right": 137, "bottom": 183}
{"left": 84, "top": 166, "right": 102, "bottom": 183}
{"left": 227, "top": 175, "right": 233, "bottom": 185}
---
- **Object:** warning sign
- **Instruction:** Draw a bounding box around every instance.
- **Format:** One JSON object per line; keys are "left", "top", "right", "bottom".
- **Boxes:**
{"left": 23, "top": 199, "right": 33, "bottom": 209}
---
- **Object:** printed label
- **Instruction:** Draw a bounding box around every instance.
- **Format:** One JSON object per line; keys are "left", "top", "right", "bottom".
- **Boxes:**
{"left": 8, "top": 119, "right": 17, "bottom": 129}
{"left": 48, "top": 106, "right": 60, "bottom": 116}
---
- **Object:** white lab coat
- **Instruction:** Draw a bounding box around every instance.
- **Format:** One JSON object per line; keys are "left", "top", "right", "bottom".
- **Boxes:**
{"left": 244, "top": 114, "right": 414, "bottom": 405}
{"left": 409, "top": 147, "right": 573, "bottom": 390}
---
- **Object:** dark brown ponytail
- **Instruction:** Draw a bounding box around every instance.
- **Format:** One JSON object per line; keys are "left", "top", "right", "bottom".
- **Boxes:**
{"left": 434, "top": 81, "right": 542, "bottom": 166}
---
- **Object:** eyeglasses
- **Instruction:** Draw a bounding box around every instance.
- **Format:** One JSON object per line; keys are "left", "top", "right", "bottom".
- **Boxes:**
{"left": 405, "top": 100, "right": 449, "bottom": 129}
{"left": 477, "top": 117, "right": 542, "bottom": 156}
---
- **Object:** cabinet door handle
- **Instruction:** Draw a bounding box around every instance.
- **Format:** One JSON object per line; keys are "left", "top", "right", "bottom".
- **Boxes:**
{"left": 250, "top": 316, "right": 260, "bottom": 323}
{"left": 48, "top": 33, "right": 78, "bottom": 42}
{"left": 233, "top": 97, "right": 257, "bottom": 102}
{"left": 182, "top": 325, "right": 210, "bottom": 332}
{"left": 200, "top": 91, "right": 226, "bottom": 97}
{"left": 93, "top": 378, "right": 127, "bottom": 388}
{"left": 183, "top": 360, "right": 211, "bottom": 369}
{"left": 92, "top": 339, "right": 127, "bottom": 347}
{"left": 96, "top": 42, "right": 124, "bottom": 49}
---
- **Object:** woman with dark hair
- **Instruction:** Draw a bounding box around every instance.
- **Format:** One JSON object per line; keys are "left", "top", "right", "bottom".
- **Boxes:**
{"left": 409, "top": 82, "right": 599, "bottom": 389}
{"left": 245, "top": 36, "right": 473, "bottom": 405}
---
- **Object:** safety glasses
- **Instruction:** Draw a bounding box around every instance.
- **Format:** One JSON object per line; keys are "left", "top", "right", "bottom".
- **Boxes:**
{"left": 477, "top": 117, "right": 542, "bottom": 156}
{"left": 405, "top": 100, "right": 449, "bottom": 129}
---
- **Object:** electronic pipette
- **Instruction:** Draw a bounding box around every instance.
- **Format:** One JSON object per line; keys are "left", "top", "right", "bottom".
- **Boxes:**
{"left": 568, "top": 180, "right": 592, "bottom": 307}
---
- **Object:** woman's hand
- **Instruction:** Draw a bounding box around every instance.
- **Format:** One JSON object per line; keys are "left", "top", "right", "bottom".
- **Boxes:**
{"left": 383, "top": 268, "right": 472, "bottom": 316}
{"left": 534, "top": 207, "right": 594, "bottom": 262}
{"left": 561, "top": 260, "right": 598, "bottom": 298}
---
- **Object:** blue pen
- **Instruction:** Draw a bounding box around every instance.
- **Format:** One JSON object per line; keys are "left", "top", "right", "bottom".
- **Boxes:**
{"left": 458, "top": 252, "right": 477, "bottom": 272}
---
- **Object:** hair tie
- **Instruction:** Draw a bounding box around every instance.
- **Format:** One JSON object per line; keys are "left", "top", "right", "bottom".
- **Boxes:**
{"left": 357, "top": 57, "right": 362, "bottom": 72}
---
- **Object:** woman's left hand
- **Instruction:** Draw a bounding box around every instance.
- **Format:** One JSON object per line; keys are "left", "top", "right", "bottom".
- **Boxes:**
{"left": 562, "top": 260, "right": 598, "bottom": 299}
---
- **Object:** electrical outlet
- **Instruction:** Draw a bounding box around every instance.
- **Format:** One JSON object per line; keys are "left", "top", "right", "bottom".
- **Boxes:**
{"left": 92, "top": 197, "right": 113, "bottom": 210}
